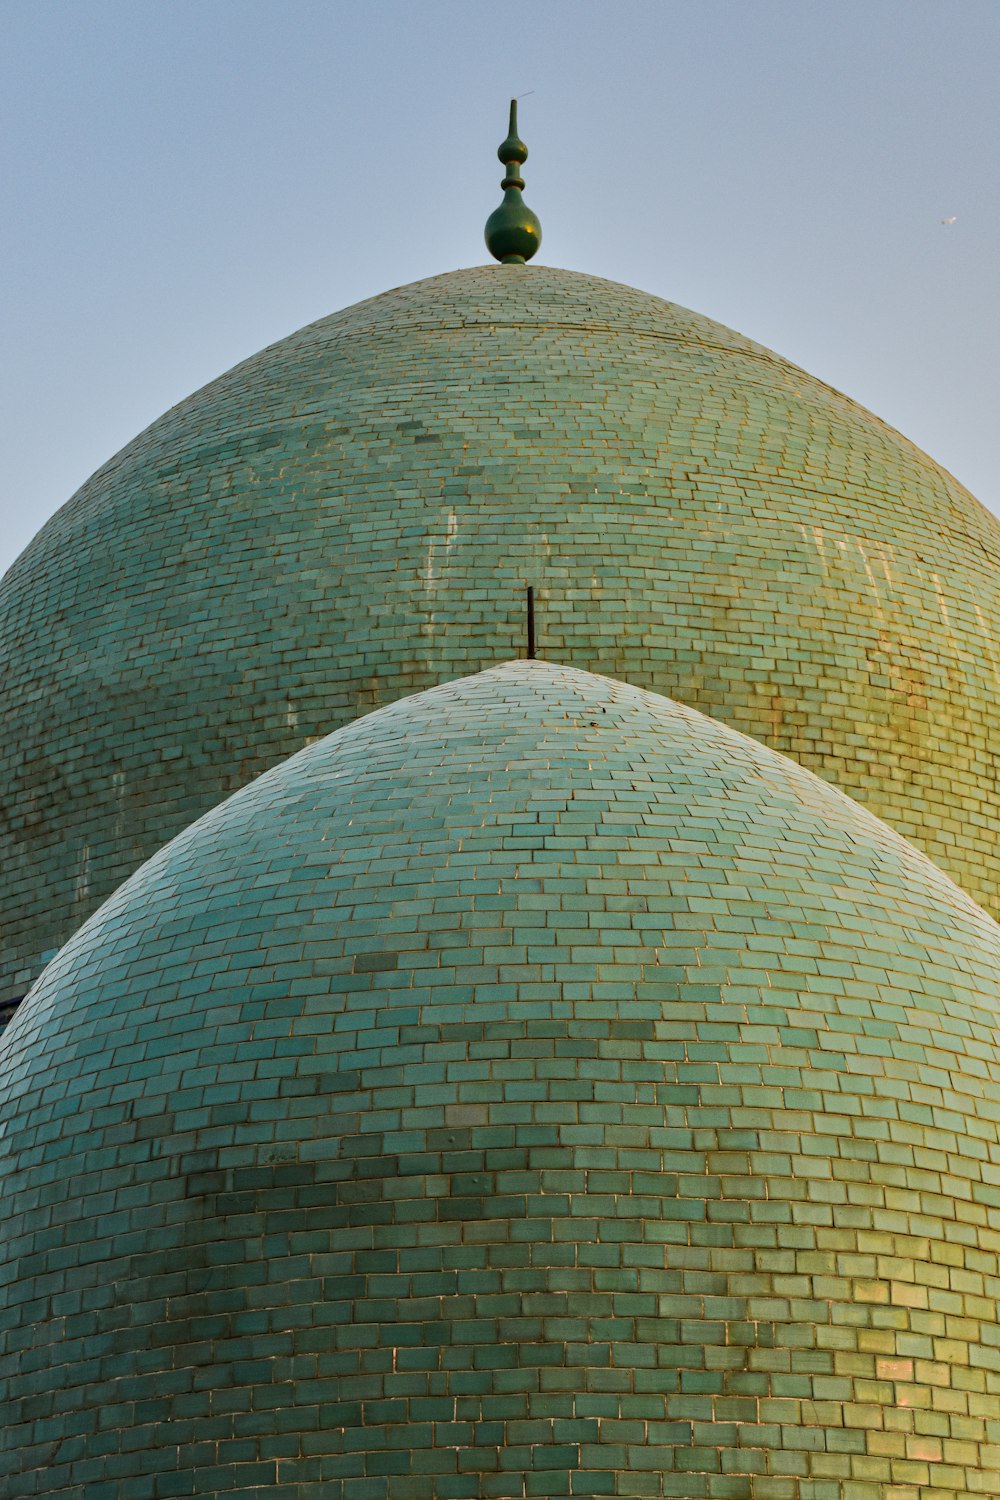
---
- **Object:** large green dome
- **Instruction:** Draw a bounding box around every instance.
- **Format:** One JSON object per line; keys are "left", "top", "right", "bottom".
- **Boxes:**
{"left": 3, "top": 661, "right": 1000, "bottom": 1497}
{"left": 3, "top": 265, "right": 1000, "bottom": 1008}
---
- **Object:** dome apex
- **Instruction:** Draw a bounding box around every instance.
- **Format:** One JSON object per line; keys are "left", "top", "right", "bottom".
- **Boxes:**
{"left": 485, "top": 99, "right": 541, "bottom": 263}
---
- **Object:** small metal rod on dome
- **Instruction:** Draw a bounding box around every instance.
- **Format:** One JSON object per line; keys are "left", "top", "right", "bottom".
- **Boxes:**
{"left": 526, "top": 586, "right": 536, "bottom": 659}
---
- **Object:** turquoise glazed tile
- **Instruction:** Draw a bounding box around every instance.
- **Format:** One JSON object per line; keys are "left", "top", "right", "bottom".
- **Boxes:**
{"left": 3, "top": 268, "right": 1000, "bottom": 1004}
{"left": 2, "top": 661, "right": 1000, "bottom": 1498}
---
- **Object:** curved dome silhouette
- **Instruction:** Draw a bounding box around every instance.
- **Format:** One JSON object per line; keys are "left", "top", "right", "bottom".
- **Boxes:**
{"left": 3, "top": 265, "right": 1000, "bottom": 1005}
{"left": 3, "top": 661, "right": 1000, "bottom": 1497}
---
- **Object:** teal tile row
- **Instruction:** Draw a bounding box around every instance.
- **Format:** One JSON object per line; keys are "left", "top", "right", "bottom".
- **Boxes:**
{"left": 2, "top": 661, "right": 1000, "bottom": 1497}
{"left": 2, "top": 266, "right": 1000, "bottom": 1006}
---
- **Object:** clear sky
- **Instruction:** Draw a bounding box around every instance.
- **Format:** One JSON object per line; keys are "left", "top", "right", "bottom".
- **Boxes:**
{"left": 2, "top": 0, "right": 997, "bottom": 577}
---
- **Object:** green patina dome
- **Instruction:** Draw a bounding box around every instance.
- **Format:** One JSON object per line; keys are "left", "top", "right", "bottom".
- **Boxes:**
{"left": 4, "top": 266, "right": 1000, "bottom": 1010}
{"left": 3, "top": 660, "right": 1000, "bottom": 1497}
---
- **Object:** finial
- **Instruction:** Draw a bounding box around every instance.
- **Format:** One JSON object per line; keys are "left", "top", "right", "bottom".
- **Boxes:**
{"left": 485, "top": 99, "right": 542, "bottom": 265}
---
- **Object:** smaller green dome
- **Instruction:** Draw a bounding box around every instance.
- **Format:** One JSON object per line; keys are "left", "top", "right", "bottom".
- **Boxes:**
{"left": 4, "top": 661, "right": 1000, "bottom": 1497}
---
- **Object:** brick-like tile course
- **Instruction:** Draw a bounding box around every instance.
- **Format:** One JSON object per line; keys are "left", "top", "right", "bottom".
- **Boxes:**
{"left": 3, "top": 266, "right": 1000, "bottom": 1005}
{"left": 3, "top": 660, "right": 1000, "bottom": 1498}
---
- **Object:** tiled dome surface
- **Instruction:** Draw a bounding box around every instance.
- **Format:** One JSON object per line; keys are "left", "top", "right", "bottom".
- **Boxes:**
{"left": 4, "top": 265, "right": 1000, "bottom": 1005}
{"left": 3, "top": 661, "right": 1000, "bottom": 1499}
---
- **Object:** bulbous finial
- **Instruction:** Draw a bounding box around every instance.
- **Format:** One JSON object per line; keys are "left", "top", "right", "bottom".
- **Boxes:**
{"left": 485, "top": 99, "right": 541, "bottom": 265}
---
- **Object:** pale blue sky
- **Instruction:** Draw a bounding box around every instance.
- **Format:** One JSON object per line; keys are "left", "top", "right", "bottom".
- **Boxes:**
{"left": 2, "top": 0, "right": 997, "bottom": 575}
